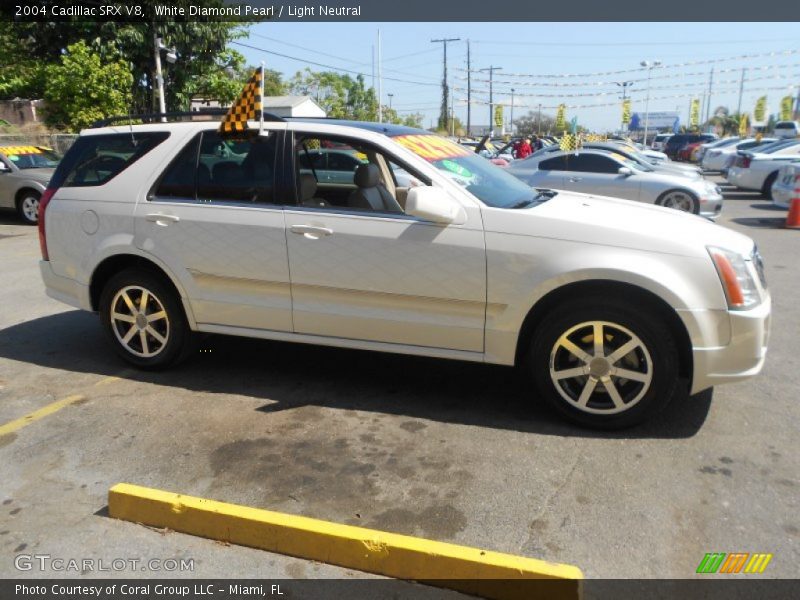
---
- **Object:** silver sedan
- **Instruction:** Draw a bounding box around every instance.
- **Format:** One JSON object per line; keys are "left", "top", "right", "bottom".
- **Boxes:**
{"left": 507, "top": 149, "right": 723, "bottom": 218}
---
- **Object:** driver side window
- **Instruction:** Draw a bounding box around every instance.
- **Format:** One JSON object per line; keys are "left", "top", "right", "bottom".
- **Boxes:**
{"left": 294, "top": 134, "right": 406, "bottom": 214}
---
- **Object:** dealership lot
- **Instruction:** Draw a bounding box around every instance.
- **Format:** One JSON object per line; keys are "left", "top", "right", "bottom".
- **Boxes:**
{"left": 0, "top": 177, "right": 797, "bottom": 584}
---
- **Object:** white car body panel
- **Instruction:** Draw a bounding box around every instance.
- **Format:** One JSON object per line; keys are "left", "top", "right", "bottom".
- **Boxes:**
{"left": 40, "top": 120, "right": 770, "bottom": 398}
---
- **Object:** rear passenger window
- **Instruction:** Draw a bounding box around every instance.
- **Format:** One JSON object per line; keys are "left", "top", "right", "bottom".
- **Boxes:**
{"left": 53, "top": 133, "right": 169, "bottom": 188}
{"left": 155, "top": 136, "right": 200, "bottom": 200}
{"left": 197, "top": 131, "right": 278, "bottom": 203}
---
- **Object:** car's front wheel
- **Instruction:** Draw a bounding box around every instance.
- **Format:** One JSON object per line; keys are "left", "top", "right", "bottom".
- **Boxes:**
{"left": 657, "top": 189, "right": 699, "bottom": 214}
{"left": 529, "top": 297, "right": 680, "bottom": 429}
{"left": 16, "top": 190, "right": 41, "bottom": 225}
{"left": 99, "top": 269, "right": 189, "bottom": 369}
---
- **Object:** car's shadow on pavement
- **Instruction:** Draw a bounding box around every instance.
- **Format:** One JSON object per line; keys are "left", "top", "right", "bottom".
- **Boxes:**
{"left": 0, "top": 310, "right": 713, "bottom": 440}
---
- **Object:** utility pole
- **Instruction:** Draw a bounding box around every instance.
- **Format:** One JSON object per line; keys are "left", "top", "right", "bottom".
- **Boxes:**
{"left": 153, "top": 33, "right": 167, "bottom": 121}
{"left": 377, "top": 29, "right": 383, "bottom": 123}
{"left": 466, "top": 40, "right": 471, "bottom": 135}
{"left": 537, "top": 103, "right": 542, "bottom": 135}
{"left": 737, "top": 68, "right": 746, "bottom": 116}
{"left": 510, "top": 88, "right": 515, "bottom": 135}
{"left": 431, "top": 37, "right": 460, "bottom": 131}
{"left": 480, "top": 65, "right": 502, "bottom": 136}
{"left": 705, "top": 67, "right": 714, "bottom": 128}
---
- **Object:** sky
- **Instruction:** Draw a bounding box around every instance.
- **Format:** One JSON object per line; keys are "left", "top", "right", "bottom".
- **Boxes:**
{"left": 234, "top": 22, "right": 800, "bottom": 132}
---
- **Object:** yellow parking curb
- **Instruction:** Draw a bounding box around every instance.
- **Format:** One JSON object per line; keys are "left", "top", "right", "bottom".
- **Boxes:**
{"left": 109, "top": 483, "right": 582, "bottom": 600}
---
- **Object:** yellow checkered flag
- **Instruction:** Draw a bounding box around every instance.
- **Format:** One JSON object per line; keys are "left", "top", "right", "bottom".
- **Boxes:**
{"left": 219, "top": 66, "right": 263, "bottom": 135}
{"left": 560, "top": 133, "right": 576, "bottom": 152}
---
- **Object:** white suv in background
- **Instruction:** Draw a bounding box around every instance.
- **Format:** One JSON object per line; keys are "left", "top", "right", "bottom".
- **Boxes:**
{"left": 38, "top": 116, "right": 771, "bottom": 429}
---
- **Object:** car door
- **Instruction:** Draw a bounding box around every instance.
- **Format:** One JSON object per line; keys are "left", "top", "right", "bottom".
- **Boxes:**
{"left": 561, "top": 153, "right": 639, "bottom": 200}
{"left": 134, "top": 127, "right": 293, "bottom": 332}
{"left": 283, "top": 131, "right": 487, "bottom": 353}
{"left": 0, "top": 155, "right": 15, "bottom": 208}
{"left": 528, "top": 155, "right": 567, "bottom": 189}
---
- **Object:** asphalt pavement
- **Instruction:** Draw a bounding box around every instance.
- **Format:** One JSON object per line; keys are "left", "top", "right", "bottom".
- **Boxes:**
{"left": 0, "top": 175, "right": 797, "bottom": 586}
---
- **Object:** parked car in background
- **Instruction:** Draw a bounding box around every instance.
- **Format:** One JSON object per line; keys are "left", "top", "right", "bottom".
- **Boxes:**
{"left": 507, "top": 149, "right": 723, "bottom": 218}
{"left": 727, "top": 140, "right": 800, "bottom": 198}
{"left": 701, "top": 138, "right": 778, "bottom": 172}
{"left": 0, "top": 145, "right": 61, "bottom": 224}
{"left": 771, "top": 161, "right": 800, "bottom": 208}
{"left": 664, "top": 134, "right": 717, "bottom": 160}
{"left": 773, "top": 120, "right": 800, "bottom": 139}
{"left": 460, "top": 140, "right": 515, "bottom": 163}
{"left": 37, "top": 117, "right": 770, "bottom": 429}
{"left": 695, "top": 137, "right": 740, "bottom": 163}
{"left": 651, "top": 133, "right": 672, "bottom": 151}
{"left": 531, "top": 141, "right": 702, "bottom": 179}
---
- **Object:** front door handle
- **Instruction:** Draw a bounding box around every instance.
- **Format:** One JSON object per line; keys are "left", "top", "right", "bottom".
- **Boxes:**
{"left": 145, "top": 213, "right": 180, "bottom": 226}
{"left": 568, "top": 177, "right": 583, "bottom": 183}
{"left": 290, "top": 225, "right": 333, "bottom": 239}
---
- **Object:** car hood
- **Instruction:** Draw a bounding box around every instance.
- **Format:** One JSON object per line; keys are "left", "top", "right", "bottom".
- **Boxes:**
{"left": 482, "top": 190, "right": 753, "bottom": 258}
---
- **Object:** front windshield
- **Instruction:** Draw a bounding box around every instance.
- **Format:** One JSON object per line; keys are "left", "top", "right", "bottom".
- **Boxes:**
{"left": 394, "top": 134, "right": 543, "bottom": 208}
{"left": 1, "top": 147, "right": 61, "bottom": 169}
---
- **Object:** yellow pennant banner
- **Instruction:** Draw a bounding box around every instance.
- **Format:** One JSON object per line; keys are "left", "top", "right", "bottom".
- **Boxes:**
{"left": 780, "top": 96, "right": 793, "bottom": 122}
{"left": 753, "top": 96, "right": 767, "bottom": 123}
{"left": 689, "top": 99, "right": 700, "bottom": 127}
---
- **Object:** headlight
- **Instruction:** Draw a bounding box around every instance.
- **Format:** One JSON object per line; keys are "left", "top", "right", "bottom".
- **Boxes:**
{"left": 707, "top": 246, "right": 761, "bottom": 310}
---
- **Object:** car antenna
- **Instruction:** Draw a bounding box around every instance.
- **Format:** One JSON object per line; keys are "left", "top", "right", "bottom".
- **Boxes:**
{"left": 127, "top": 113, "right": 137, "bottom": 146}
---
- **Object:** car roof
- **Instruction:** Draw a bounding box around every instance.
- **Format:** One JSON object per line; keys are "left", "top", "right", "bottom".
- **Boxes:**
{"left": 86, "top": 118, "right": 431, "bottom": 138}
{"left": 286, "top": 118, "right": 428, "bottom": 137}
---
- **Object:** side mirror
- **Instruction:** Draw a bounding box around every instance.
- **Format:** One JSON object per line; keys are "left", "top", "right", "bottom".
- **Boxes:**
{"left": 405, "top": 186, "right": 467, "bottom": 225}
{"left": 618, "top": 167, "right": 633, "bottom": 176}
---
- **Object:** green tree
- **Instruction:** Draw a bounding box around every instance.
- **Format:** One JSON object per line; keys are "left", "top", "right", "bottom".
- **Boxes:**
{"left": 513, "top": 110, "right": 555, "bottom": 136}
{"left": 43, "top": 41, "right": 133, "bottom": 131}
{"left": 8, "top": 7, "right": 247, "bottom": 112}
{"left": 187, "top": 49, "right": 285, "bottom": 107}
{"left": 289, "top": 70, "right": 378, "bottom": 120}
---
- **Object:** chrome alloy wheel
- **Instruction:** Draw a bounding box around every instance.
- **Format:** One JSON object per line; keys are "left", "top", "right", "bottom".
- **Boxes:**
{"left": 20, "top": 194, "right": 40, "bottom": 223}
{"left": 548, "top": 321, "right": 653, "bottom": 415}
{"left": 660, "top": 190, "right": 695, "bottom": 212}
{"left": 109, "top": 286, "right": 170, "bottom": 358}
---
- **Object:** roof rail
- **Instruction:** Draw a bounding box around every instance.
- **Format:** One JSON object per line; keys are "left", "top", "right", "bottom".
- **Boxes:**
{"left": 90, "top": 110, "right": 286, "bottom": 128}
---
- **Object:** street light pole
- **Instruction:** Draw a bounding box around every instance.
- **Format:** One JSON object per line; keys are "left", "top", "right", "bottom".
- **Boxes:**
{"left": 388, "top": 93, "right": 393, "bottom": 110}
{"left": 640, "top": 60, "right": 661, "bottom": 147}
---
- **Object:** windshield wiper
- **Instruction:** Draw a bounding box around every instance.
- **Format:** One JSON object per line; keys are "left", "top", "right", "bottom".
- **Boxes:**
{"left": 510, "top": 189, "right": 558, "bottom": 209}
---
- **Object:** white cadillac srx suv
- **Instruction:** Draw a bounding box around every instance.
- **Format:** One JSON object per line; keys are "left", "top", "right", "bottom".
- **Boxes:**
{"left": 38, "top": 116, "right": 771, "bottom": 428}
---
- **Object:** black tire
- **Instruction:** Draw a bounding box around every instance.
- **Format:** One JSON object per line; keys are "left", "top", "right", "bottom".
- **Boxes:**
{"left": 528, "top": 296, "right": 680, "bottom": 429}
{"left": 761, "top": 171, "right": 778, "bottom": 200}
{"left": 16, "top": 189, "right": 41, "bottom": 225}
{"left": 99, "top": 268, "right": 190, "bottom": 369}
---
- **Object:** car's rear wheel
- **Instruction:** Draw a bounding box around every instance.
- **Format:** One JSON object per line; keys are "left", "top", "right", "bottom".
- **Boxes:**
{"left": 529, "top": 297, "right": 679, "bottom": 429}
{"left": 658, "top": 189, "right": 699, "bottom": 214}
{"left": 761, "top": 172, "right": 778, "bottom": 200}
{"left": 16, "top": 190, "right": 41, "bottom": 225}
{"left": 99, "top": 269, "right": 189, "bottom": 369}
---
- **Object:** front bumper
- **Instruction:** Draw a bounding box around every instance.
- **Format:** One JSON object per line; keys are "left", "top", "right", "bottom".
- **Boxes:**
{"left": 688, "top": 296, "right": 771, "bottom": 394}
{"left": 698, "top": 193, "right": 723, "bottom": 219}
{"left": 39, "top": 261, "right": 92, "bottom": 311}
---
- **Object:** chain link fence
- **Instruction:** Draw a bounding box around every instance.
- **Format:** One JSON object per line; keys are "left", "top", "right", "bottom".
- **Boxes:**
{"left": 0, "top": 133, "right": 78, "bottom": 155}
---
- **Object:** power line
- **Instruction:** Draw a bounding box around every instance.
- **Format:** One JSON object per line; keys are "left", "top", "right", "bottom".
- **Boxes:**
{"left": 232, "top": 41, "right": 441, "bottom": 88}
{"left": 469, "top": 37, "right": 800, "bottom": 47}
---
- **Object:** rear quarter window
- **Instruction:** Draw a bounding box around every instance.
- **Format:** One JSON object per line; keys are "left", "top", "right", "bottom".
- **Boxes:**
{"left": 50, "top": 132, "right": 169, "bottom": 188}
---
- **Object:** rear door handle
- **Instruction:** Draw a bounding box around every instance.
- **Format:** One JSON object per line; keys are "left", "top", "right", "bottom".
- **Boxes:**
{"left": 568, "top": 177, "right": 582, "bottom": 183}
{"left": 145, "top": 213, "right": 180, "bottom": 226}
{"left": 290, "top": 225, "right": 333, "bottom": 239}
